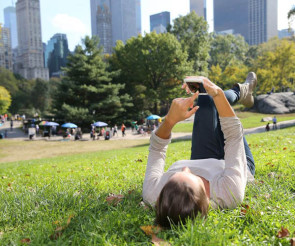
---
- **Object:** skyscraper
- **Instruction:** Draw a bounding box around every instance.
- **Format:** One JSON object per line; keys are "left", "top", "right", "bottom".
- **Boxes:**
{"left": 4, "top": 6, "right": 18, "bottom": 49}
{"left": 45, "top": 33, "right": 70, "bottom": 77}
{"left": 249, "top": 0, "right": 278, "bottom": 45}
{"left": 150, "top": 11, "right": 170, "bottom": 34}
{"left": 190, "top": 0, "right": 206, "bottom": 19}
{"left": 213, "top": 0, "right": 278, "bottom": 45}
{"left": 90, "top": 0, "right": 141, "bottom": 54}
{"left": 0, "top": 27, "right": 13, "bottom": 71}
{"left": 190, "top": 0, "right": 214, "bottom": 32}
{"left": 15, "top": 0, "right": 49, "bottom": 80}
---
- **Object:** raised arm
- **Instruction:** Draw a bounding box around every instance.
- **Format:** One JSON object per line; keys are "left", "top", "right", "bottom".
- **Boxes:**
{"left": 142, "top": 93, "right": 199, "bottom": 205}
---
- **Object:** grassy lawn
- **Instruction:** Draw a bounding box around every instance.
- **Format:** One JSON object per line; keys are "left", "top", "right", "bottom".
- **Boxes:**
{"left": 173, "top": 112, "right": 295, "bottom": 133}
{"left": 0, "top": 127, "right": 295, "bottom": 245}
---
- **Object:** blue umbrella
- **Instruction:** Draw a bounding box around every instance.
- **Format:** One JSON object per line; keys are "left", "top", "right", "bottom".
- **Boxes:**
{"left": 44, "top": 121, "right": 59, "bottom": 126}
{"left": 93, "top": 121, "right": 108, "bottom": 127}
{"left": 146, "top": 115, "right": 160, "bottom": 120}
{"left": 61, "top": 123, "right": 78, "bottom": 128}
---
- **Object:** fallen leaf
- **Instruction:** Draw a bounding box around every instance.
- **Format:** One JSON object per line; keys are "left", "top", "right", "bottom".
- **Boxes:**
{"left": 259, "top": 180, "right": 265, "bottom": 184}
{"left": 140, "top": 225, "right": 162, "bottom": 236}
{"left": 2, "top": 176, "right": 7, "bottom": 179}
{"left": 8, "top": 183, "right": 11, "bottom": 187}
{"left": 53, "top": 220, "right": 60, "bottom": 225}
{"left": 291, "top": 238, "right": 295, "bottom": 246}
{"left": 152, "top": 234, "right": 170, "bottom": 246}
{"left": 136, "top": 159, "right": 143, "bottom": 162}
{"left": 277, "top": 227, "right": 290, "bottom": 238}
{"left": 20, "top": 238, "right": 31, "bottom": 244}
{"left": 240, "top": 204, "right": 250, "bottom": 215}
{"left": 128, "top": 189, "right": 135, "bottom": 194}
{"left": 25, "top": 174, "right": 30, "bottom": 177}
{"left": 283, "top": 147, "right": 287, "bottom": 150}
{"left": 50, "top": 215, "right": 74, "bottom": 240}
{"left": 268, "top": 172, "right": 276, "bottom": 178}
{"left": 106, "top": 194, "right": 124, "bottom": 206}
{"left": 52, "top": 165, "right": 56, "bottom": 168}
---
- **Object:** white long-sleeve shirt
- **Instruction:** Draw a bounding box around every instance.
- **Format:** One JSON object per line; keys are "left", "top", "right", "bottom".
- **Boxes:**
{"left": 142, "top": 116, "right": 254, "bottom": 209}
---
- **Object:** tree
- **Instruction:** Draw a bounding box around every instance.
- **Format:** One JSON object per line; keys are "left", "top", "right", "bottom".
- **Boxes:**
{"left": 253, "top": 39, "right": 295, "bottom": 94}
{"left": 209, "top": 64, "right": 248, "bottom": 90}
{"left": 209, "top": 34, "right": 249, "bottom": 70}
{"left": 169, "top": 11, "right": 211, "bottom": 75}
{"left": 0, "top": 86, "right": 11, "bottom": 114}
{"left": 110, "top": 32, "right": 191, "bottom": 117}
{"left": 54, "top": 36, "right": 132, "bottom": 126}
{"left": 31, "top": 79, "right": 50, "bottom": 114}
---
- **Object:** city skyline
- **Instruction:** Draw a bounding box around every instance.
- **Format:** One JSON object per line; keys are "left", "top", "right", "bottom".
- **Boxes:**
{"left": 0, "top": 0, "right": 294, "bottom": 50}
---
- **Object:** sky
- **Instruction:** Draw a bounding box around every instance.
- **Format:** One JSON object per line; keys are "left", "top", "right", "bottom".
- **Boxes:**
{"left": 0, "top": 0, "right": 294, "bottom": 51}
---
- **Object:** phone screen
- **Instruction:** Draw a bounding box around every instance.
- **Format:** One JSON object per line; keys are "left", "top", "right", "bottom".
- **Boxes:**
{"left": 186, "top": 82, "right": 207, "bottom": 94}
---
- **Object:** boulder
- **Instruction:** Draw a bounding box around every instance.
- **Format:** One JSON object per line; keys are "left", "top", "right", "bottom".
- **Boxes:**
{"left": 254, "top": 92, "right": 295, "bottom": 114}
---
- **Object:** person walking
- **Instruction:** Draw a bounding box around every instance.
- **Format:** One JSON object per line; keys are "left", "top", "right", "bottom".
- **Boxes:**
{"left": 113, "top": 124, "right": 118, "bottom": 136}
{"left": 121, "top": 123, "right": 126, "bottom": 137}
{"left": 10, "top": 119, "right": 13, "bottom": 131}
{"left": 272, "top": 116, "right": 277, "bottom": 130}
{"left": 143, "top": 72, "right": 257, "bottom": 228}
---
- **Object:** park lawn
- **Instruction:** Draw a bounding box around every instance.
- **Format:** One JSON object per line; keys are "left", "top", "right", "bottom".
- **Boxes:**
{"left": 172, "top": 112, "right": 295, "bottom": 133}
{"left": 0, "top": 127, "right": 295, "bottom": 245}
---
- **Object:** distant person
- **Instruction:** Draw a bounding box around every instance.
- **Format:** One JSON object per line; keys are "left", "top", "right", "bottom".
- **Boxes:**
{"left": 36, "top": 124, "right": 39, "bottom": 135}
{"left": 121, "top": 123, "right": 126, "bottom": 137}
{"left": 113, "top": 124, "right": 118, "bottom": 136}
{"left": 10, "top": 119, "right": 13, "bottom": 131}
{"left": 265, "top": 122, "right": 270, "bottom": 132}
{"left": 272, "top": 116, "right": 277, "bottom": 130}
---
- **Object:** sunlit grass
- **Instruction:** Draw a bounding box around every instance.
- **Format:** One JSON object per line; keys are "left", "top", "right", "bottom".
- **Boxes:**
{"left": 0, "top": 127, "right": 294, "bottom": 245}
{"left": 173, "top": 112, "right": 295, "bottom": 133}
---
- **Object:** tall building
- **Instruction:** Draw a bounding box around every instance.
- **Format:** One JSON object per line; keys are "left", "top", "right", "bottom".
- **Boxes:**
{"left": 150, "top": 11, "right": 170, "bottom": 34}
{"left": 214, "top": 0, "right": 278, "bottom": 45}
{"left": 4, "top": 6, "right": 18, "bottom": 49}
{"left": 0, "top": 27, "right": 13, "bottom": 71}
{"left": 15, "top": 0, "right": 49, "bottom": 80}
{"left": 249, "top": 0, "right": 278, "bottom": 45}
{"left": 45, "top": 34, "right": 70, "bottom": 77}
{"left": 190, "top": 0, "right": 214, "bottom": 32}
{"left": 190, "top": 0, "right": 206, "bottom": 18}
{"left": 90, "top": 0, "right": 141, "bottom": 54}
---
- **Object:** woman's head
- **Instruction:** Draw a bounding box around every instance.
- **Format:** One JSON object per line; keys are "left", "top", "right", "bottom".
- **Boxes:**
{"left": 156, "top": 167, "right": 209, "bottom": 228}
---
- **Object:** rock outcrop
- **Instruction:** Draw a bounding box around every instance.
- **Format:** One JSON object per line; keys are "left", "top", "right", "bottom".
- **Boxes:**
{"left": 254, "top": 92, "right": 295, "bottom": 114}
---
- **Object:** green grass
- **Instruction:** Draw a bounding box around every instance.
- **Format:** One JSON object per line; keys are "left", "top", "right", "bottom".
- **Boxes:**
{"left": 0, "top": 127, "right": 295, "bottom": 245}
{"left": 173, "top": 112, "right": 295, "bottom": 133}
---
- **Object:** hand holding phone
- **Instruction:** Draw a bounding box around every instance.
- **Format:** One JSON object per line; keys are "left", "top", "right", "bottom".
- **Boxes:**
{"left": 183, "top": 77, "right": 208, "bottom": 95}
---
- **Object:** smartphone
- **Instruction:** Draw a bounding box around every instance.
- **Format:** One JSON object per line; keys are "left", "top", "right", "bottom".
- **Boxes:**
{"left": 183, "top": 77, "right": 208, "bottom": 95}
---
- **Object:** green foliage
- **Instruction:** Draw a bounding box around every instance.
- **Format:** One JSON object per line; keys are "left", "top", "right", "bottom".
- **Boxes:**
{"left": 0, "top": 127, "right": 294, "bottom": 244}
{"left": 31, "top": 79, "right": 50, "bottom": 114}
{"left": 169, "top": 11, "right": 211, "bottom": 75}
{"left": 209, "top": 34, "right": 249, "bottom": 71}
{"left": 209, "top": 63, "right": 249, "bottom": 89}
{"left": 253, "top": 39, "right": 295, "bottom": 93}
{"left": 111, "top": 32, "right": 190, "bottom": 117}
{"left": 0, "top": 86, "right": 11, "bottom": 114}
{"left": 54, "top": 36, "right": 132, "bottom": 126}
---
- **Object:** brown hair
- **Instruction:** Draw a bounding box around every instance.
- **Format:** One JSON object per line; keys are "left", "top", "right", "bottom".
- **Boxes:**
{"left": 155, "top": 179, "right": 209, "bottom": 228}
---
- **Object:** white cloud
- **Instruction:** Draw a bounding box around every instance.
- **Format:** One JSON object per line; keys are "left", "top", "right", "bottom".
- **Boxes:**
{"left": 51, "top": 14, "right": 89, "bottom": 50}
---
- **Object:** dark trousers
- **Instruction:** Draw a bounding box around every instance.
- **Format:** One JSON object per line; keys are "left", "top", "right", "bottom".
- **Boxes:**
{"left": 190, "top": 88, "right": 255, "bottom": 176}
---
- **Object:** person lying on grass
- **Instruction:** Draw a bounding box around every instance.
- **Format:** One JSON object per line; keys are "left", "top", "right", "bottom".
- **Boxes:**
{"left": 143, "top": 73, "right": 257, "bottom": 228}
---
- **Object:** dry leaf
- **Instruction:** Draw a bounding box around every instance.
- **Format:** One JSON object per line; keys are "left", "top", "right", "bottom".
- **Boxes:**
{"left": 136, "top": 159, "right": 143, "bottom": 162}
{"left": 291, "top": 237, "right": 295, "bottom": 246}
{"left": 128, "top": 189, "right": 135, "bottom": 194}
{"left": 240, "top": 204, "right": 250, "bottom": 216}
{"left": 50, "top": 215, "right": 74, "bottom": 240}
{"left": 106, "top": 194, "right": 124, "bottom": 206}
{"left": 20, "top": 238, "right": 31, "bottom": 244}
{"left": 8, "top": 183, "right": 11, "bottom": 187}
{"left": 277, "top": 227, "right": 290, "bottom": 238}
{"left": 25, "top": 174, "right": 30, "bottom": 177}
{"left": 140, "top": 225, "right": 162, "bottom": 236}
{"left": 283, "top": 147, "right": 287, "bottom": 150}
